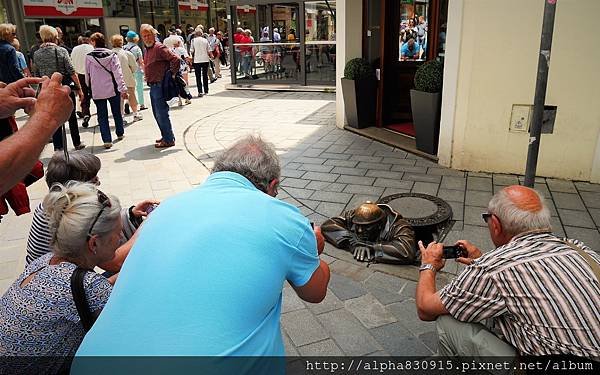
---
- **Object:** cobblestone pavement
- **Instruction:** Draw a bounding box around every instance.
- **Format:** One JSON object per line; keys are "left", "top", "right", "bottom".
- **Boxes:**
{"left": 1, "top": 70, "right": 599, "bottom": 357}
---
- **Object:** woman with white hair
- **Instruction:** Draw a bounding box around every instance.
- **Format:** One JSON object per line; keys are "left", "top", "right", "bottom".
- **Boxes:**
{"left": 33, "top": 25, "right": 85, "bottom": 151}
{"left": 0, "top": 182, "right": 122, "bottom": 373}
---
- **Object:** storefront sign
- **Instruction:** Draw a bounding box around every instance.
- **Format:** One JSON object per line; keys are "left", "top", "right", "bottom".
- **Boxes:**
{"left": 179, "top": 0, "right": 209, "bottom": 11}
{"left": 23, "top": 0, "right": 103, "bottom": 17}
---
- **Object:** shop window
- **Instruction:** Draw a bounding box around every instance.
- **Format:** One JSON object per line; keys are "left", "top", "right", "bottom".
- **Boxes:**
{"left": 305, "top": 1, "right": 336, "bottom": 84}
{"left": 399, "top": 0, "right": 428, "bottom": 61}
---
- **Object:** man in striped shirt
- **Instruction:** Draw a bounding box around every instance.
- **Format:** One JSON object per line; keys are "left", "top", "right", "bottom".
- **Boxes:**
{"left": 416, "top": 185, "right": 599, "bottom": 360}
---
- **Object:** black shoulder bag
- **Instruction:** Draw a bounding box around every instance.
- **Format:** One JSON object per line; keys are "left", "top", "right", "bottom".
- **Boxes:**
{"left": 70, "top": 267, "right": 97, "bottom": 332}
{"left": 91, "top": 54, "right": 119, "bottom": 97}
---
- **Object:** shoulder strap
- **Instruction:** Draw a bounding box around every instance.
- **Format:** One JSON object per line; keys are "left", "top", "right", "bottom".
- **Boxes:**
{"left": 91, "top": 54, "right": 119, "bottom": 96}
{"left": 70, "top": 267, "right": 96, "bottom": 332}
{"left": 563, "top": 240, "right": 600, "bottom": 281}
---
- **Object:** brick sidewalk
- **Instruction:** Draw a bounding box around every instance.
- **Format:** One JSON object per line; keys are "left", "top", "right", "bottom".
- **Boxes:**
{"left": 1, "top": 70, "right": 599, "bottom": 356}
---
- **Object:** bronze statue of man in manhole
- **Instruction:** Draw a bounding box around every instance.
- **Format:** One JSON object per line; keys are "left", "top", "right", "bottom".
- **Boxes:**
{"left": 321, "top": 193, "right": 454, "bottom": 265}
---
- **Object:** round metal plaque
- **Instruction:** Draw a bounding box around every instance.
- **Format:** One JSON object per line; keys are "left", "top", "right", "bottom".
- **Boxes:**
{"left": 378, "top": 193, "right": 453, "bottom": 227}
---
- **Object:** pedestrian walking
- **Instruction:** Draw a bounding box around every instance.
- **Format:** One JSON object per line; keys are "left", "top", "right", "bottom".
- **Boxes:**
{"left": 207, "top": 28, "right": 222, "bottom": 79}
{"left": 70, "top": 32, "right": 94, "bottom": 127}
{"left": 140, "top": 24, "right": 180, "bottom": 148}
{"left": 111, "top": 34, "right": 142, "bottom": 122}
{"left": 190, "top": 28, "right": 211, "bottom": 97}
{"left": 85, "top": 32, "right": 128, "bottom": 149}
{"left": 33, "top": 25, "right": 85, "bottom": 151}
{"left": 124, "top": 31, "right": 147, "bottom": 111}
{"left": 170, "top": 38, "right": 191, "bottom": 106}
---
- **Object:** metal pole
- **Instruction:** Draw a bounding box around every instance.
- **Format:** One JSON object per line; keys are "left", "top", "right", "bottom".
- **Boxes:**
{"left": 524, "top": 0, "right": 557, "bottom": 187}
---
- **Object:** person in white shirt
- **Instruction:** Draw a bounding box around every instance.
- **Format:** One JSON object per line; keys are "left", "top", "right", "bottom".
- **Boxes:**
{"left": 111, "top": 34, "right": 142, "bottom": 121}
{"left": 189, "top": 30, "right": 212, "bottom": 97}
{"left": 171, "top": 38, "right": 191, "bottom": 106}
{"left": 70, "top": 32, "right": 94, "bottom": 127}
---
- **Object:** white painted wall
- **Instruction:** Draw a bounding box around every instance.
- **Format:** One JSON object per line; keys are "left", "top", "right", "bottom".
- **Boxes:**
{"left": 445, "top": 0, "right": 600, "bottom": 181}
{"left": 335, "top": 0, "right": 363, "bottom": 129}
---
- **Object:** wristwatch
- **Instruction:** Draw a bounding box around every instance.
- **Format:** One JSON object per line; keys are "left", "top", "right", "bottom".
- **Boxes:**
{"left": 419, "top": 263, "right": 436, "bottom": 272}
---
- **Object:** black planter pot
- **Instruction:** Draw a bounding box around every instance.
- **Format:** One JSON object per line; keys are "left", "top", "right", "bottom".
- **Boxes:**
{"left": 410, "top": 89, "right": 441, "bottom": 154}
{"left": 341, "top": 78, "right": 377, "bottom": 129}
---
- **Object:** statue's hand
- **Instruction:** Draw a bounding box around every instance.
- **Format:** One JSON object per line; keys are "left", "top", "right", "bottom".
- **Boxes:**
{"left": 353, "top": 245, "right": 374, "bottom": 262}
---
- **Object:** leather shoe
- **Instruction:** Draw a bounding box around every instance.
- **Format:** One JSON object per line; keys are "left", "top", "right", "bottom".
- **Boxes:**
{"left": 155, "top": 140, "right": 175, "bottom": 148}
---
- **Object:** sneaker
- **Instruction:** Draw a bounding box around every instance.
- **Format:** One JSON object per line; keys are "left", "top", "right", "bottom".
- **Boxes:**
{"left": 198, "top": 93, "right": 204, "bottom": 98}
{"left": 82, "top": 115, "right": 91, "bottom": 128}
{"left": 116, "top": 135, "right": 124, "bottom": 141}
{"left": 103, "top": 142, "right": 113, "bottom": 149}
{"left": 139, "top": 105, "right": 148, "bottom": 111}
{"left": 133, "top": 113, "right": 143, "bottom": 121}
{"left": 123, "top": 119, "right": 129, "bottom": 126}
{"left": 124, "top": 103, "right": 130, "bottom": 114}
{"left": 155, "top": 140, "right": 175, "bottom": 148}
{"left": 184, "top": 99, "right": 191, "bottom": 105}
{"left": 76, "top": 111, "right": 83, "bottom": 118}
{"left": 74, "top": 143, "right": 86, "bottom": 150}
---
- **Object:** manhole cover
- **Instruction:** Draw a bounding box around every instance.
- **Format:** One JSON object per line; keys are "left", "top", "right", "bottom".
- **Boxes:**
{"left": 378, "top": 193, "right": 453, "bottom": 227}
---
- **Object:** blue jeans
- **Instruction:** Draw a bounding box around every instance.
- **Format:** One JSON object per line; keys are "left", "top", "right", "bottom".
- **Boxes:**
{"left": 150, "top": 83, "right": 175, "bottom": 143}
{"left": 94, "top": 94, "right": 124, "bottom": 143}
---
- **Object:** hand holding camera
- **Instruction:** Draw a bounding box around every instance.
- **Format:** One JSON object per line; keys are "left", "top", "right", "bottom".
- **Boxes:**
{"left": 454, "top": 240, "right": 482, "bottom": 265}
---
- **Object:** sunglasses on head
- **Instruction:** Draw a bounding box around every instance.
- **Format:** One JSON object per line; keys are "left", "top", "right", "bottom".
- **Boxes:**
{"left": 86, "top": 190, "right": 111, "bottom": 241}
{"left": 481, "top": 212, "right": 493, "bottom": 223}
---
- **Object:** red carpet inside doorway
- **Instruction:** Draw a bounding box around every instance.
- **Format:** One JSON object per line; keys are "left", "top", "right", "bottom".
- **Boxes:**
{"left": 386, "top": 123, "right": 416, "bottom": 137}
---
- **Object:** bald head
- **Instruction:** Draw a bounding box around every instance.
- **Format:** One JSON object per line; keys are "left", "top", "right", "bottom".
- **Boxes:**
{"left": 488, "top": 185, "right": 551, "bottom": 237}
{"left": 504, "top": 185, "right": 543, "bottom": 213}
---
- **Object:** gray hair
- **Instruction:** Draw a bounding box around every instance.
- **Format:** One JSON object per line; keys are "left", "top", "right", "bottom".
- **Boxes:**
{"left": 46, "top": 151, "right": 101, "bottom": 188}
{"left": 140, "top": 23, "right": 157, "bottom": 35}
{"left": 44, "top": 182, "right": 121, "bottom": 259}
{"left": 487, "top": 187, "right": 552, "bottom": 236}
{"left": 212, "top": 135, "right": 280, "bottom": 193}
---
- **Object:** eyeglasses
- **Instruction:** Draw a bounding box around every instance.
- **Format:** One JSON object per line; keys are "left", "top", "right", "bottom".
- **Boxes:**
{"left": 481, "top": 212, "right": 493, "bottom": 223}
{"left": 86, "top": 190, "right": 111, "bottom": 240}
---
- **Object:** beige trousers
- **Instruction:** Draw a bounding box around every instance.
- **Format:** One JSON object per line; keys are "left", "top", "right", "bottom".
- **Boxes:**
{"left": 125, "top": 87, "right": 138, "bottom": 113}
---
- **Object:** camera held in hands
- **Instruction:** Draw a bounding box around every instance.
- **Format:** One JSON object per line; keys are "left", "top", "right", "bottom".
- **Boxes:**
{"left": 442, "top": 244, "right": 467, "bottom": 259}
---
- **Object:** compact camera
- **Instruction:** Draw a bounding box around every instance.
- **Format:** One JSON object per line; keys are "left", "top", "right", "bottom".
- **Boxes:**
{"left": 442, "top": 244, "right": 467, "bottom": 259}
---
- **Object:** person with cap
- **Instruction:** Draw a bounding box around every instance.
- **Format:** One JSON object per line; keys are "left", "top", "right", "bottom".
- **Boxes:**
{"left": 124, "top": 30, "right": 146, "bottom": 111}
{"left": 321, "top": 201, "right": 418, "bottom": 264}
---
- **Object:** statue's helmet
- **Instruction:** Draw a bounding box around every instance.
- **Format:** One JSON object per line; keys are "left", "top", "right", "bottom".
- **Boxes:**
{"left": 352, "top": 201, "right": 386, "bottom": 225}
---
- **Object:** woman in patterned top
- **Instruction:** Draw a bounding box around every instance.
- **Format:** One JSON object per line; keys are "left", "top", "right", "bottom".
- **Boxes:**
{"left": 0, "top": 182, "right": 121, "bottom": 373}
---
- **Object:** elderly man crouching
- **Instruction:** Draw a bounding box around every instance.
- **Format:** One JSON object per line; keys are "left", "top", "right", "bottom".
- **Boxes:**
{"left": 416, "top": 185, "right": 600, "bottom": 361}
{"left": 74, "top": 135, "right": 330, "bottom": 374}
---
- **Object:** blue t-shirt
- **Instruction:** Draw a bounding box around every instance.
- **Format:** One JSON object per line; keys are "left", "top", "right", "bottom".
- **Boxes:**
{"left": 75, "top": 172, "right": 319, "bottom": 360}
{"left": 401, "top": 41, "right": 421, "bottom": 58}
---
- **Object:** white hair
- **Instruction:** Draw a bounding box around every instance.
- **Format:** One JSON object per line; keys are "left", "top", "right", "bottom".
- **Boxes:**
{"left": 140, "top": 23, "right": 158, "bottom": 35}
{"left": 44, "top": 182, "right": 121, "bottom": 259}
{"left": 487, "top": 187, "right": 552, "bottom": 236}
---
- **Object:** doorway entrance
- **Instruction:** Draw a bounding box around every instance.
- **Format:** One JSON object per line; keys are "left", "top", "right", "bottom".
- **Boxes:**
{"left": 364, "top": 0, "right": 448, "bottom": 137}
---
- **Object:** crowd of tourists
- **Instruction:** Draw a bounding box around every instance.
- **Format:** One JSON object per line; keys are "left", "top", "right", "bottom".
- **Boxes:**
{"left": 0, "top": 19, "right": 598, "bottom": 375}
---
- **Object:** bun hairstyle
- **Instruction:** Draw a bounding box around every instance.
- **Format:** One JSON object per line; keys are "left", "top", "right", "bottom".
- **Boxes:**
{"left": 43, "top": 182, "right": 121, "bottom": 258}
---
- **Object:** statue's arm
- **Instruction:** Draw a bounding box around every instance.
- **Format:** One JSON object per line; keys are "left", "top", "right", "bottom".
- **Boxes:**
{"left": 373, "top": 221, "right": 418, "bottom": 264}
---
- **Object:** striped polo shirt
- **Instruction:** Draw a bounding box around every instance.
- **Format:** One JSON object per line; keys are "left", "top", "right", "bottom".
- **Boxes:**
{"left": 439, "top": 231, "right": 600, "bottom": 359}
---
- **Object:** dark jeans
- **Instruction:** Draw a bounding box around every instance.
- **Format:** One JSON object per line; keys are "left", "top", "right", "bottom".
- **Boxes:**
{"left": 93, "top": 94, "right": 124, "bottom": 143}
{"left": 149, "top": 83, "right": 175, "bottom": 143}
{"left": 52, "top": 91, "right": 81, "bottom": 150}
{"left": 193, "top": 62, "right": 209, "bottom": 94}
{"left": 77, "top": 73, "right": 91, "bottom": 117}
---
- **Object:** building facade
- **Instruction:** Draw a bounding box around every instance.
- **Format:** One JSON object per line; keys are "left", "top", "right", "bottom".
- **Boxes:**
{"left": 335, "top": 0, "right": 600, "bottom": 183}
{"left": 4, "top": 0, "right": 228, "bottom": 53}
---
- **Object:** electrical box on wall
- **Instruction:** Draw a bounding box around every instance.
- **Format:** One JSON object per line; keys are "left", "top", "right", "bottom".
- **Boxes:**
{"left": 510, "top": 105, "right": 531, "bottom": 132}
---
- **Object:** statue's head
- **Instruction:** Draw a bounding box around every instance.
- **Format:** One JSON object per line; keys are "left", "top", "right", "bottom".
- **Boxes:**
{"left": 352, "top": 201, "right": 386, "bottom": 241}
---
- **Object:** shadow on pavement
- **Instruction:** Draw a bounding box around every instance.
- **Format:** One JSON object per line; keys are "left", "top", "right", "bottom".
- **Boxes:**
{"left": 114, "top": 144, "right": 179, "bottom": 162}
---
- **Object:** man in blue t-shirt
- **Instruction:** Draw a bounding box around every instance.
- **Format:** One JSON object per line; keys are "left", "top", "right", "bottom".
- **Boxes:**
{"left": 401, "top": 38, "right": 421, "bottom": 60}
{"left": 74, "top": 135, "right": 330, "bottom": 373}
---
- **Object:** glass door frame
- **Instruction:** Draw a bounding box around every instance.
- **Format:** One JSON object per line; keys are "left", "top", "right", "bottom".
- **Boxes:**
{"left": 228, "top": 0, "right": 307, "bottom": 85}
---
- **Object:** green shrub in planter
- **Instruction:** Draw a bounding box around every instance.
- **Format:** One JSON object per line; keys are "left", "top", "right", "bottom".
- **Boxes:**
{"left": 414, "top": 59, "right": 443, "bottom": 93}
{"left": 341, "top": 58, "right": 377, "bottom": 128}
{"left": 411, "top": 59, "right": 444, "bottom": 154}
{"left": 344, "top": 58, "right": 376, "bottom": 81}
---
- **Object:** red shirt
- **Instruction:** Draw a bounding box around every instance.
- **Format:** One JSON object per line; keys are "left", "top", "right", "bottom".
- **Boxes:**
{"left": 143, "top": 42, "right": 180, "bottom": 84}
